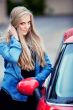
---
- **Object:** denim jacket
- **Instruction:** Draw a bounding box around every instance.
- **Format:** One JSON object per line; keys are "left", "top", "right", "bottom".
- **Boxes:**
{"left": 0, "top": 36, "right": 53, "bottom": 102}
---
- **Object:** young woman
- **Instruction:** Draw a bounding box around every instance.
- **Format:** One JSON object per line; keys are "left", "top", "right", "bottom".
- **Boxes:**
{"left": 0, "top": 6, "right": 53, "bottom": 110}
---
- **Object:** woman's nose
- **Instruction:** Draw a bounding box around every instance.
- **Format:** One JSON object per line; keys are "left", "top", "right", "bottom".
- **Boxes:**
{"left": 25, "top": 23, "right": 29, "bottom": 29}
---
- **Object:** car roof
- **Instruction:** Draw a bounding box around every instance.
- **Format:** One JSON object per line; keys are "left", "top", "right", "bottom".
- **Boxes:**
{"left": 64, "top": 28, "right": 73, "bottom": 43}
{"left": 64, "top": 35, "right": 73, "bottom": 43}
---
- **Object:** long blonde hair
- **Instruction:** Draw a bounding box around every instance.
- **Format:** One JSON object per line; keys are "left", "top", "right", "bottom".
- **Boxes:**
{"left": 6, "top": 6, "right": 45, "bottom": 70}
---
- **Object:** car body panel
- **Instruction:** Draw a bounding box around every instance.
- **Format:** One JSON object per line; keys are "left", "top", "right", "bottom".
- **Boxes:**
{"left": 37, "top": 98, "right": 73, "bottom": 110}
{"left": 64, "top": 36, "right": 73, "bottom": 43}
{"left": 64, "top": 28, "right": 73, "bottom": 43}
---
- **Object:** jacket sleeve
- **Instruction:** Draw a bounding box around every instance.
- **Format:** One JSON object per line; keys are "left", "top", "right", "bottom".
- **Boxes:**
{"left": 35, "top": 54, "right": 53, "bottom": 86}
{"left": 0, "top": 36, "right": 22, "bottom": 63}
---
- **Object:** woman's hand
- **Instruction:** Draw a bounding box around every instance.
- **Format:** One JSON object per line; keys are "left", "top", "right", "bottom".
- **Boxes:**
{"left": 8, "top": 25, "right": 19, "bottom": 41}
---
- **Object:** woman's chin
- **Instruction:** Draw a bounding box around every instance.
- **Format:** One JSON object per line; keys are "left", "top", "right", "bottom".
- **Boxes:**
{"left": 23, "top": 32, "right": 28, "bottom": 36}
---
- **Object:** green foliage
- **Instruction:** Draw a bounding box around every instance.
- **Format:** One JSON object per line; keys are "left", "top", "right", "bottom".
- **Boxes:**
{"left": 7, "top": 0, "right": 45, "bottom": 16}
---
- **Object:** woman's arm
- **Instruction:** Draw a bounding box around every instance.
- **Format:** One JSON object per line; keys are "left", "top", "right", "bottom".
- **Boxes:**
{"left": 35, "top": 54, "right": 53, "bottom": 86}
{"left": 0, "top": 36, "right": 22, "bottom": 63}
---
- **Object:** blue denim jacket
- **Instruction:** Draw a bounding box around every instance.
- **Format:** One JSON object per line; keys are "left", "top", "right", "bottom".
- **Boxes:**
{"left": 0, "top": 36, "right": 53, "bottom": 102}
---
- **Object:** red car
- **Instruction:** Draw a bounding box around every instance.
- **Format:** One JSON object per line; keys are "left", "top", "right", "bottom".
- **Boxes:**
{"left": 36, "top": 28, "right": 73, "bottom": 110}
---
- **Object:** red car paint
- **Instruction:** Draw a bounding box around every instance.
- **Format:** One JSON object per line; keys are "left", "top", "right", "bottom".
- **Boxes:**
{"left": 64, "top": 28, "right": 73, "bottom": 43}
{"left": 64, "top": 35, "right": 73, "bottom": 43}
{"left": 37, "top": 98, "right": 73, "bottom": 110}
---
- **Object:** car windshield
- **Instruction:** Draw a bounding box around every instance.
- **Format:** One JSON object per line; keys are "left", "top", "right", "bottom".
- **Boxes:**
{"left": 49, "top": 44, "right": 73, "bottom": 102}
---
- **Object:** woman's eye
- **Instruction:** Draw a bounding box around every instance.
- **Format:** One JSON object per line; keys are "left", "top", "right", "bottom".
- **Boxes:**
{"left": 20, "top": 21, "right": 31, "bottom": 25}
{"left": 20, "top": 22, "right": 24, "bottom": 25}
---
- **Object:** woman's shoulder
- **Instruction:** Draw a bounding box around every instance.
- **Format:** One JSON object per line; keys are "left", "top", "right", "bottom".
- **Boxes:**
{"left": 9, "top": 35, "right": 22, "bottom": 48}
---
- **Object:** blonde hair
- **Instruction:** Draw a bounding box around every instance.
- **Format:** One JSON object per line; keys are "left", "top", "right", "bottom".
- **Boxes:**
{"left": 6, "top": 6, "right": 45, "bottom": 70}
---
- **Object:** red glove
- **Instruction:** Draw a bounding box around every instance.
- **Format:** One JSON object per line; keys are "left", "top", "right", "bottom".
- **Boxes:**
{"left": 17, "top": 78, "right": 39, "bottom": 95}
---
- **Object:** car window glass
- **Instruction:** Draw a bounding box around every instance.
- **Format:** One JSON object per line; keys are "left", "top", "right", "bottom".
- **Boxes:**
{"left": 48, "top": 44, "right": 66, "bottom": 99}
{"left": 56, "top": 44, "right": 73, "bottom": 98}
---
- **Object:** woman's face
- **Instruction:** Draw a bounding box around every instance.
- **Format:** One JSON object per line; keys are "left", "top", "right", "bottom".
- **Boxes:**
{"left": 17, "top": 14, "right": 31, "bottom": 36}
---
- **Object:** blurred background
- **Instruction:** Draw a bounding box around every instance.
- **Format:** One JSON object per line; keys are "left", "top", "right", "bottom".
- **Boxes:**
{"left": 0, "top": 0, "right": 73, "bottom": 84}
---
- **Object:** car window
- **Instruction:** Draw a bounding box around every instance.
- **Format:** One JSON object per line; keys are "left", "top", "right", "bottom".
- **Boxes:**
{"left": 56, "top": 44, "right": 73, "bottom": 98}
{"left": 48, "top": 44, "right": 73, "bottom": 104}
{"left": 48, "top": 44, "right": 66, "bottom": 99}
